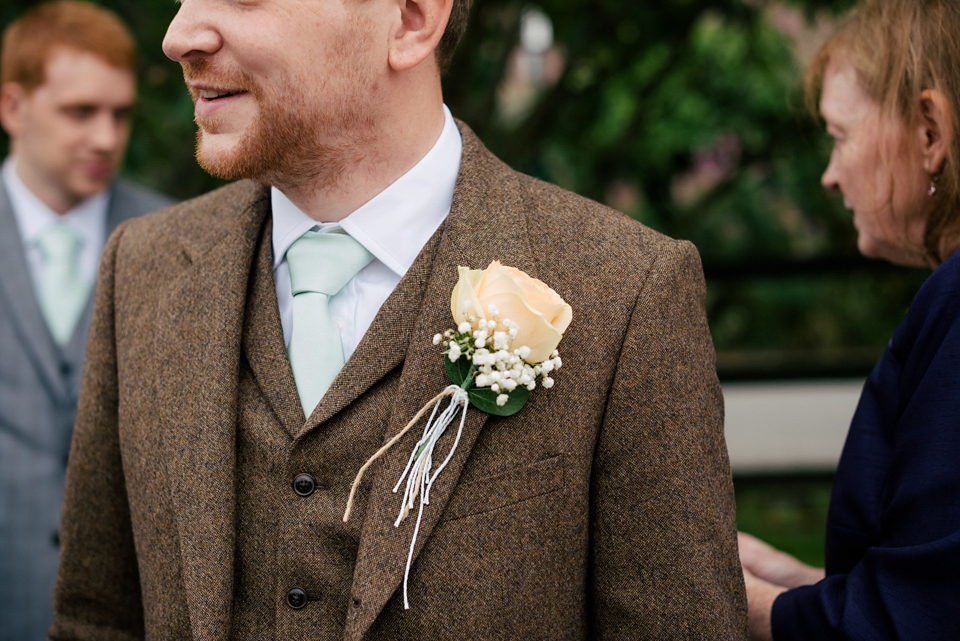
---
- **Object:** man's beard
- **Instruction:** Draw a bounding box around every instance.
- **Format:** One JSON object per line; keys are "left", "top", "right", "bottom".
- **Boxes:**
{"left": 184, "top": 62, "right": 376, "bottom": 191}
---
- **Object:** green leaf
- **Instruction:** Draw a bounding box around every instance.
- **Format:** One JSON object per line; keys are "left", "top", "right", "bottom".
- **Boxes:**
{"left": 468, "top": 386, "right": 531, "bottom": 417}
{"left": 443, "top": 353, "right": 532, "bottom": 416}
{"left": 444, "top": 354, "right": 474, "bottom": 387}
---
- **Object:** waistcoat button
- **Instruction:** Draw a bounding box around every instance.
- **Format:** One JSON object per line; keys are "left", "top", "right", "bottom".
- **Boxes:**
{"left": 287, "top": 587, "right": 308, "bottom": 609}
{"left": 292, "top": 474, "right": 316, "bottom": 497}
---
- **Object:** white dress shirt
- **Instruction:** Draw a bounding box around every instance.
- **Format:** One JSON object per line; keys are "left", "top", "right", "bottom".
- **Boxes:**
{"left": 3, "top": 156, "right": 108, "bottom": 301}
{"left": 272, "top": 105, "right": 463, "bottom": 360}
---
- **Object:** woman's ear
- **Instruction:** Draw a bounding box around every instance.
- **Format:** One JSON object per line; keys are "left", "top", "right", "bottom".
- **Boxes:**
{"left": 918, "top": 89, "right": 954, "bottom": 175}
{"left": 387, "top": 0, "right": 452, "bottom": 72}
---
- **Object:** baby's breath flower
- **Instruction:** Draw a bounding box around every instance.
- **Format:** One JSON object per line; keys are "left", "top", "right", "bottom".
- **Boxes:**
{"left": 458, "top": 321, "right": 472, "bottom": 334}
{"left": 433, "top": 333, "right": 442, "bottom": 345}
{"left": 496, "top": 394, "right": 509, "bottom": 406}
{"left": 448, "top": 343, "right": 461, "bottom": 362}
{"left": 518, "top": 345, "right": 531, "bottom": 360}
{"left": 542, "top": 377, "right": 554, "bottom": 389}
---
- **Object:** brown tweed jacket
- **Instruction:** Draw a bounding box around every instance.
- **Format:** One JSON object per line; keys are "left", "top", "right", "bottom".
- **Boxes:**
{"left": 50, "top": 124, "right": 747, "bottom": 640}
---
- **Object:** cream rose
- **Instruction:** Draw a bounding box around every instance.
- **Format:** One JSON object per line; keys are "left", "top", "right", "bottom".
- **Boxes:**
{"left": 451, "top": 261, "right": 572, "bottom": 363}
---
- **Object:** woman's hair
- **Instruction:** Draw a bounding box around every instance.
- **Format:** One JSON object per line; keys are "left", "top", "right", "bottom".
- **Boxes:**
{"left": 805, "top": 0, "right": 960, "bottom": 263}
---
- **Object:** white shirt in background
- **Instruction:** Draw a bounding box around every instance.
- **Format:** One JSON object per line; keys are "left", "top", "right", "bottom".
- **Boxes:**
{"left": 3, "top": 156, "right": 108, "bottom": 300}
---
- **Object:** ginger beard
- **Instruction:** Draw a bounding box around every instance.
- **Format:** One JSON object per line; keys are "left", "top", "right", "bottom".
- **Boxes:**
{"left": 183, "top": 56, "right": 379, "bottom": 191}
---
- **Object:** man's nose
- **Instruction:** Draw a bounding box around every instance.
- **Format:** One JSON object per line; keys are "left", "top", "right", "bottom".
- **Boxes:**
{"left": 163, "top": 0, "right": 222, "bottom": 63}
{"left": 89, "top": 113, "right": 127, "bottom": 153}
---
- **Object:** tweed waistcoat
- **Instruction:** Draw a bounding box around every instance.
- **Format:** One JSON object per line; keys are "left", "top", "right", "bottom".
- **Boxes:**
{"left": 232, "top": 217, "right": 428, "bottom": 638}
{"left": 232, "top": 366, "right": 405, "bottom": 640}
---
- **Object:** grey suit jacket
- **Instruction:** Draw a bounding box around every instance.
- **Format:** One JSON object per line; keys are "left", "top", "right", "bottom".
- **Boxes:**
{"left": 51, "top": 124, "right": 747, "bottom": 640}
{"left": 0, "top": 177, "right": 172, "bottom": 641}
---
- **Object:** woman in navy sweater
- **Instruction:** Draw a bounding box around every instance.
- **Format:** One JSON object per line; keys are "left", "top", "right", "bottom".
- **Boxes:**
{"left": 739, "top": 0, "right": 960, "bottom": 639}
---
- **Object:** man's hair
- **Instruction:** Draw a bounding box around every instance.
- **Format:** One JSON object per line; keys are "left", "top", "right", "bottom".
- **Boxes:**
{"left": 436, "top": 0, "right": 472, "bottom": 73}
{"left": 1, "top": 0, "right": 137, "bottom": 91}
{"left": 805, "top": 0, "right": 960, "bottom": 264}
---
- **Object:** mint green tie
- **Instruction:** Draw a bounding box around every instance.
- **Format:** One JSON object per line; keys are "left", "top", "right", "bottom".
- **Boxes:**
{"left": 286, "top": 231, "right": 374, "bottom": 418}
{"left": 36, "top": 224, "right": 89, "bottom": 346}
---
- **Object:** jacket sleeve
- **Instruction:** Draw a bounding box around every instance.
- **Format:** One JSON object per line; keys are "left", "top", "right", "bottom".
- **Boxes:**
{"left": 771, "top": 261, "right": 960, "bottom": 640}
{"left": 590, "top": 240, "right": 748, "bottom": 639}
{"left": 49, "top": 222, "right": 145, "bottom": 641}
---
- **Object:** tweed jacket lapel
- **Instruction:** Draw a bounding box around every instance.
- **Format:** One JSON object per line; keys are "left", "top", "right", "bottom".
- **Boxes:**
{"left": 242, "top": 212, "right": 305, "bottom": 434}
{"left": 153, "top": 183, "right": 269, "bottom": 641}
{"left": 345, "top": 124, "right": 540, "bottom": 639}
{"left": 0, "top": 180, "right": 69, "bottom": 400}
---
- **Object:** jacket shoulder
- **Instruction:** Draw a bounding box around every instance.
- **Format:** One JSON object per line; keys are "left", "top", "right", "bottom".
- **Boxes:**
{"left": 507, "top": 171, "right": 700, "bottom": 294}
{"left": 115, "top": 180, "right": 268, "bottom": 251}
{"left": 112, "top": 179, "right": 176, "bottom": 216}
{"left": 455, "top": 122, "right": 687, "bottom": 270}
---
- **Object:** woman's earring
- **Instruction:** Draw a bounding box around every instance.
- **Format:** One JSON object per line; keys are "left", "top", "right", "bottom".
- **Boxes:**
{"left": 928, "top": 173, "right": 941, "bottom": 197}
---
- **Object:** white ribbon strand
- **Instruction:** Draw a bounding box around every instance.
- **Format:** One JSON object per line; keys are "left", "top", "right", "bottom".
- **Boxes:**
{"left": 392, "top": 384, "right": 470, "bottom": 609}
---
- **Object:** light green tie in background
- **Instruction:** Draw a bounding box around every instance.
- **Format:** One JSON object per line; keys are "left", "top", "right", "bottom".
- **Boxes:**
{"left": 286, "top": 230, "right": 374, "bottom": 418}
{"left": 35, "top": 224, "right": 88, "bottom": 346}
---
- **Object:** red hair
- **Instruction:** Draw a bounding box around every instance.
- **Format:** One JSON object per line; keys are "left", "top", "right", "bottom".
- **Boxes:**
{"left": 1, "top": 1, "right": 136, "bottom": 91}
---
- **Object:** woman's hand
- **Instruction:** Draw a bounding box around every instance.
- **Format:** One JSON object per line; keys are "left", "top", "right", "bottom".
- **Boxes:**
{"left": 742, "top": 566, "right": 786, "bottom": 641}
{"left": 738, "top": 532, "right": 826, "bottom": 641}
{"left": 738, "top": 531, "right": 825, "bottom": 588}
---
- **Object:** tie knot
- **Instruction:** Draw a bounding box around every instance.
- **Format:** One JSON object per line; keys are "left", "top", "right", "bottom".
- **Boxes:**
{"left": 37, "top": 224, "right": 83, "bottom": 263}
{"left": 286, "top": 230, "right": 374, "bottom": 297}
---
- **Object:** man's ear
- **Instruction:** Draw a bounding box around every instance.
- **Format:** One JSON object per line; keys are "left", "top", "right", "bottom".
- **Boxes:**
{"left": 387, "top": 0, "right": 452, "bottom": 72}
{"left": 0, "top": 82, "right": 27, "bottom": 138}
{"left": 917, "top": 89, "right": 954, "bottom": 175}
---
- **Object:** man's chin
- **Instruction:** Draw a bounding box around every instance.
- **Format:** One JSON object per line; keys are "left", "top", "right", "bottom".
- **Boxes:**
{"left": 67, "top": 177, "right": 113, "bottom": 202}
{"left": 195, "top": 131, "right": 264, "bottom": 181}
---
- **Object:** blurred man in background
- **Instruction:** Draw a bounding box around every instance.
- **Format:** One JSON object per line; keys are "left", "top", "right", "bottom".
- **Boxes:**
{"left": 0, "top": 2, "right": 172, "bottom": 639}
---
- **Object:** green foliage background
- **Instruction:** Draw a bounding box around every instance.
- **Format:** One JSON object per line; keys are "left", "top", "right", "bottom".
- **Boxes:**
{"left": 1, "top": 0, "right": 929, "bottom": 375}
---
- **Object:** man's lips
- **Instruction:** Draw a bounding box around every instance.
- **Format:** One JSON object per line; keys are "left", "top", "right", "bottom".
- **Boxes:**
{"left": 196, "top": 87, "right": 246, "bottom": 100}
{"left": 80, "top": 160, "right": 116, "bottom": 180}
{"left": 189, "top": 84, "right": 250, "bottom": 117}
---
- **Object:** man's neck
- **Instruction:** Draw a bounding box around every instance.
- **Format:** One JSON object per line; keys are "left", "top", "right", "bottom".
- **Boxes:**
{"left": 12, "top": 157, "right": 82, "bottom": 216}
{"left": 274, "top": 100, "right": 446, "bottom": 223}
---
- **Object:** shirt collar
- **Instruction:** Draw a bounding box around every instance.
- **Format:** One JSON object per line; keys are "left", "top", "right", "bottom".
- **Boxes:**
{"left": 272, "top": 104, "right": 462, "bottom": 275}
{"left": 3, "top": 156, "right": 109, "bottom": 250}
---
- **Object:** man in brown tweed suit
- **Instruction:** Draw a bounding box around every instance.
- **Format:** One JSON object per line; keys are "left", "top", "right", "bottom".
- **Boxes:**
{"left": 50, "top": 0, "right": 747, "bottom": 639}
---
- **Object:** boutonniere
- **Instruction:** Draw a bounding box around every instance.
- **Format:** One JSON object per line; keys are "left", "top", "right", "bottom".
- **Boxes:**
{"left": 343, "top": 261, "right": 572, "bottom": 608}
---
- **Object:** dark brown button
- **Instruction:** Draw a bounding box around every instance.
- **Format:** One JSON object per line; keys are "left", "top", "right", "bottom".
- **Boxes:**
{"left": 287, "top": 587, "right": 307, "bottom": 609}
{"left": 293, "top": 474, "right": 316, "bottom": 497}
